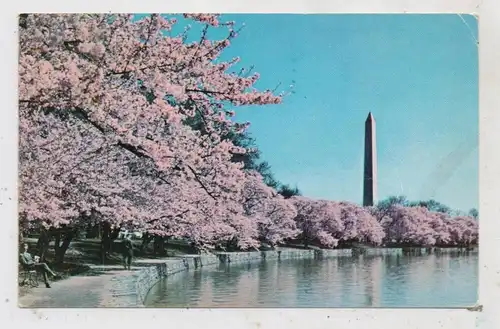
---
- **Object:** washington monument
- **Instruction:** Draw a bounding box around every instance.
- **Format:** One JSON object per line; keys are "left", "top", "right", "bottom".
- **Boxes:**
{"left": 363, "top": 112, "right": 378, "bottom": 206}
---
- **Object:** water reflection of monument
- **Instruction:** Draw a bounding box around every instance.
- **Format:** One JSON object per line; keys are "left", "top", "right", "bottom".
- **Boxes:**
{"left": 364, "top": 256, "right": 383, "bottom": 307}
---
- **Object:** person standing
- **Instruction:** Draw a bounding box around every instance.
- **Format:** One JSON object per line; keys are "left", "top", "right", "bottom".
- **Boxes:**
{"left": 122, "top": 235, "right": 134, "bottom": 270}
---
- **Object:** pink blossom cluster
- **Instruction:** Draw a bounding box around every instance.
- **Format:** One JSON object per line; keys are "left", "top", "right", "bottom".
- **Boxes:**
{"left": 242, "top": 172, "right": 299, "bottom": 247}
{"left": 290, "top": 197, "right": 385, "bottom": 248}
{"left": 377, "top": 206, "right": 478, "bottom": 247}
{"left": 183, "top": 14, "right": 220, "bottom": 27}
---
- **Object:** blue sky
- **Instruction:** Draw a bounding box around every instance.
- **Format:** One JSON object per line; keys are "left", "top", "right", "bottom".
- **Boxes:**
{"left": 144, "top": 14, "right": 478, "bottom": 212}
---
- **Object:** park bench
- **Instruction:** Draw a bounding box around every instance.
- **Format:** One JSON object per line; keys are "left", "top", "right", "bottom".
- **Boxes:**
{"left": 18, "top": 256, "right": 39, "bottom": 288}
{"left": 19, "top": 266, "right": 40, "bottom": 287}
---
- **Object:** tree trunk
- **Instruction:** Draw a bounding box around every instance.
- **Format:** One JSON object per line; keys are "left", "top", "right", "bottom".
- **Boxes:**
{"left": 159, "top": 237, "right": 165, "bottom": 255}
{"left": 189, "top": 241, "right": 201, "bottom": 254}
{"left": 86, "top": 224, "right": 92, "bottom": 238}
{"left": 86, "top": 224, "right": 100, "bottom": 239}
{"left": 92, "top": 224, "right": 99, "bottom": 239}
{"left": 152, "top": 236, "right": 158, "bottom": 255}
{"left": 101, "top": 222, "right": 122, "bottom": 262}
{"left": 302, "top": 234, "right": 309, "bottom": 248}
{"left": 111, "top": 226, "right": 121, "bottom": 240}
{"left": 153, "top": 235, "right": 165, "bottom": 256}
{"left": 140, "top": 232, "right": 154, "bottom": 253}
{"left": 164, "top": 237, "right": 169, "bottom": 257}
{"left": 53, "top": 228, "right": 75, "bottom": 264}
{"left": 100, "top": 222, "right": 112, "bottom": 263}
{"left": 54, "top": 232, "right": 61, "bottom": 259}
{"left": 36, "top": 228, "right": 50, "bottom": 262}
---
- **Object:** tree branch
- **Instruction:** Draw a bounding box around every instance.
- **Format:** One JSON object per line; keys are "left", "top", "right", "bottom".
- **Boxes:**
{"left": 147, "top": 209, "right": 191, "bottom": 224}
{"left": 186, "top": 165, "right": 217, "bottom": 200}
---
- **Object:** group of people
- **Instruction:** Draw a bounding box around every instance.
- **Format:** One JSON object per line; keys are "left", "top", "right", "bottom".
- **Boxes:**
{"left": 19, "top": 234, "right": 135, "bottom": 289}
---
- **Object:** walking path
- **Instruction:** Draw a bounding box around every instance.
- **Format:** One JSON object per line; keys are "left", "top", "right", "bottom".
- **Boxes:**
{"left": 18, "top": 258, "right": 181, "bottom": 308}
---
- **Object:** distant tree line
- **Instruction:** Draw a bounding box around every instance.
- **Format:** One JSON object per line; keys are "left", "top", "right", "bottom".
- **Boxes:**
{"left": 376, "top": 195, "right": 478, "bottom": 219}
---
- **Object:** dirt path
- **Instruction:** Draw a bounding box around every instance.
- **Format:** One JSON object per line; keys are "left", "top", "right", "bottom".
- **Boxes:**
{"left": 18, "top": 265, "right": 135, "bottom": 308}
{"left": 18, "top": 258, "right": 184, "bottom": 308}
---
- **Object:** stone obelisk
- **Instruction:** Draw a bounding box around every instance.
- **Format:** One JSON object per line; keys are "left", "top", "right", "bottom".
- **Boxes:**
{"left": 363, "top": 112, "right": 378, "bottom": 206}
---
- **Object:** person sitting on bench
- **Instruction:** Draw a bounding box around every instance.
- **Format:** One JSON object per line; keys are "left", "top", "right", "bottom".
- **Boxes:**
{"left": 20, "top": 243, "right": 59, "bottom": 288}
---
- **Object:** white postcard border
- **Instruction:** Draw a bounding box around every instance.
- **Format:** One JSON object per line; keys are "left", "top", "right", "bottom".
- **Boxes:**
{"left": 1, "top": 1, "right": 497, "bottom": 328}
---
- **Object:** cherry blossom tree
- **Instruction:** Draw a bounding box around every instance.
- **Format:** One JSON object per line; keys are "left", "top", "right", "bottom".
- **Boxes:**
{"left": 18, "top": 13, "right": 478, "bottom": 260}
{"left": 18, "top": 13, "right": 286, "bottom": 261}
{"left": 290, "top": 197, "right": 342, "bottom": 248}
{"left": 337, "top": 202, "right": 385, "bottom": 245}
{"left": 426, "top": 211, "right": 452, "bottom": 245}
{"left": 242, "top": 172, "right": 299, "bottom": 248}
{"left": 446, "top": 215, "right": 478, "bottom": 246}
{"left": 291, "top": 197, "right": 384, "bottom": 248}
{"left": 19, "top": 110, "right": 156, "bottom": 261}
{"left": 380, "top": 206, "right": 438, "bottom": 246}
{"left": 371, "top": 195, "right": 409, "bottom": 222}
{"left": 379, "top": 205, "right": 478, "bottom": 247}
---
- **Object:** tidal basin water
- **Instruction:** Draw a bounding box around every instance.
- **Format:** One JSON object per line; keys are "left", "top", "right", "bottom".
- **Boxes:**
{"left": 144, "top": 252, "right": 478, "bottom": 308}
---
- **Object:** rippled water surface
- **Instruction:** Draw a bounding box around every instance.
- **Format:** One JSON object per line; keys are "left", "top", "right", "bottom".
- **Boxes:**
{"left": 144, "top": 252, "right": 478, "bottom": 308}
